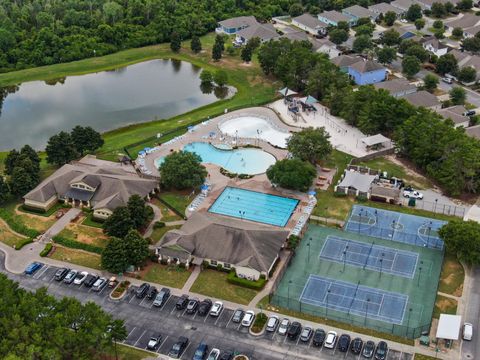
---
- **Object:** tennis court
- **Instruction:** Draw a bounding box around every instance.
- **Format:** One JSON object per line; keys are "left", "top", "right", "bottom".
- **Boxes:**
{"left": 300, "top": 275, "right": 408, "bottom": 325}
{"left": 345, "top": 205, "right": 446, "bottom": 250}
{"left": 319, "top": 236, "right": 419, "bottom": 279}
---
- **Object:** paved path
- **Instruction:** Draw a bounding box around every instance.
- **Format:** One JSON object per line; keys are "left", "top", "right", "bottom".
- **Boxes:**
{"left": 41, "top": 208, "right": 81, "bottom": 241}
{"left": 144, "top": 204, "right": 162, "bottom": 238}
{"left": 181, "top": 265, "right": 201, "bottom": 292}
{"left": 461, "top": 265, "right": 479, "bottom": 360}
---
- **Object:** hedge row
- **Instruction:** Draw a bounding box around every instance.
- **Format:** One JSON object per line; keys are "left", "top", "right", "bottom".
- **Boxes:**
{"left": 52, "top": 235, "right": 103, "bottom": 255}
{"left": 0, "top": 208, "right": 41, "bottom": 238}
{"left": 40, "top": 243, "right": 53, "bottom": 257}
{"left": 227, "top": 271, "right": 267, "bottom": 290}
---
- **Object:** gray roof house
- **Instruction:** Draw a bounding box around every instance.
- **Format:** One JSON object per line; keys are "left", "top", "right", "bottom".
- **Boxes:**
{"left": 156, "top": 212, "right": 288, "bottom": 280}
{"left": 402, "top": 90, "right": 441, "bottom": 110}
{"left": 374, "top": 79, "right": 418, "bottom": 98}
{"left": 446, "top": 14, "right": 480, "bottom": 36}
{"left": 291, "top": 13, "right": 328, "bottom": 35}
{"left": 421, "top": 37, "right": 449, "bottom": 57}
{"left": 466, "top": 125, "right": 480, "bottom": 140}
{"left": 391, "top": 0, "right": 427, "bottom": 12}
{"left": 450, "top": 50, "right": 480, "bottom": 81}
{"left": 318, "top": 10, "right": 355, "bottom": 26}
{"left": 283, "top": 31, "right": 341, "bottom": 58}
{"left": 342, "top": 5, "right": 378, "bottom": 23}
{"left": 335, "top": 170, "right": 378, "bottom": 196}
{"left": 436, "top": 105, "right": 470, "bottom": 128}
{"left": 216, "top": 16, "right": 259, "bottom": 35}
{"left": 235, "top": 22, "right": 279, "bottom": 45}
{"left": 368, "top": 2, "right": 404, "bottom": 17}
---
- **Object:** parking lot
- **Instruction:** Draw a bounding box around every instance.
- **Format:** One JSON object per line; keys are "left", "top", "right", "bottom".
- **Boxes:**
{"left": 18, "top": 263, "right": 414, "bottom": 360}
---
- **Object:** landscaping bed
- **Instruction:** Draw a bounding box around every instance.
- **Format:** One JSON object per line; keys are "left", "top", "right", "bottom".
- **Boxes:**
{"left": 250, "top": 312, "right": 267, "bottom": 334}
{"left": 111, "top": 280, "right": 131, "bottom": 299}
{"left": 433, "top": 295, "right": 457, "bottom": 319}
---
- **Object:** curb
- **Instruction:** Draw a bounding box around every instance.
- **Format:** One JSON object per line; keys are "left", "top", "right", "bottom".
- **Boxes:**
{"left": 109, "top": 281, "right": 130, "bottom": 301}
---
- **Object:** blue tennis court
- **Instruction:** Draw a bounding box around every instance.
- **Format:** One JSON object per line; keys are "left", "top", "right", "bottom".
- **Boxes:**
{"left": 208, "top": 187, "right": 299, "bottom": 227}
{"left": 300, "top": 275, "right": 408, "bottom": 325}
{"left": 345, "top": 205, "right": 446, "bottom": 250}
{"left": 319, "top": 236, "right": 419, "bottom": 278}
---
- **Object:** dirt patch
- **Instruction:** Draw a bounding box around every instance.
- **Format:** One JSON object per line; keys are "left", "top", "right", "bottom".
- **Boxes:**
{"left": 443, "top": 274, "right": 463, "bottom": 297}
{"left": 384, "top": 155, "right": 431, "bottom": 189}
{"left": 436, "top": 297, "right": 457, "bottom": 313}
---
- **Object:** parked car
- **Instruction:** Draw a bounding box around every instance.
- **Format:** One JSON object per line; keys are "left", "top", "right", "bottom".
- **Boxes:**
{"left": 403, "top": 189, "right": 423, "bottom": 199}
{"left": 232, "top": 309, "right": 244, "bottom": 323}
{"left": 63, "top": 269, "right": 78, "bottom": 284}
{"left": 207, "top": 348, "right": 220, "bottom": 360}
{"left": 210, "top": 301, "right": 223, "bottom": 317}
{"left": 463, "top": 323, "right": 473, "bottom": 341}
{"left": 168, "top": 336, "right": 189, "bottom": 358}
{"left": 362, "top": 340, "right": 375, "bottom": 358}
{"left": 73, "top": 271, "right": 88, "bottom": 285}
{"left": 25, "top": 262, "right": 43, "bottom": 275}
{"left": 287, "top": 321, "right": 302, "bottom": 340}
{"left": 338, "top": 334, "right": 351, "bottom": 352}
{"left": 92, "top": 277, "right": 107, "bottom": 292}
{"left": 153, "top": 287, "right": 171, "bottom": 307}
{"left": 312, "top": 328, "right": 326, "bottom": 347}
{"left": 442, "top": 77, "right": 453, "bottom": 84}
{"left": 84, "top": 274, "right": 99, "bottom": 288}
{"left": 219, "top": 350, "right": 234, "bottom": 360}
{"left": 108, "top": 276, "right": 118, "bottom": 288}
{"left": 374, "top": 341, "right": 388, "bottom": 360}
{"left": 351, "top": 337, "right": 364, "bottom": 354}
{"left": 193, "top": 342, "right": 209, "bottom": 360}
{"left": 146, "top": 286, "right": 158, "bottom": 300}
{"left": 176, "top": 294, "right": 189, "bottom": 310}
{"left": 198, "top": 299, "right": 213, "bottom": 316}
{"left": 278, "top": 318, "right": 290, "bottom": 335}
{"left": 464, "top": 110, "right": 476, "bottom": 117}
{"left": 147, "top": 335, "right": 162, "bottom": 350}
{"left": 324, "top": 331, "right": 338, "bottom": 349}
{"left": 300, "top": 326, "right": 313, "bottom": 342}
{"left": 186, "top": 298, "right": 200, "bottom": 314}
{"left": 54, "top": 268, "right": 70, "bottom": 281}
{"left": 266, "top": 315, "right": 279, "bottom": 332}
{"left": 135, "top": 283, "right": 150, "bottom": 298}
{"left": 241, "top": 310, "right": 255, "bottom": 327}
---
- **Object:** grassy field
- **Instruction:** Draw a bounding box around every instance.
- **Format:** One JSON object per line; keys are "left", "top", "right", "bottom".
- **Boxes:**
{"left": 190, "top": 269, "right": 259, "bottom": 305}
{"left": 158, "top": 191, "right": 193, "bottom": 215}
{"left": 0, "top": 221, "right": 26, "bottom": 248}
{"left": 141, "top": 262, "right": 192, "bottom": 288}
{"left": 438, "top": 252, "right": 464, "bottom": 296}
{"left": 102, "top": 343, "right": 156, "bottom": 360}
{"left": 58, "top": 222, "right": 109, "bottom": 248}
{"left": 433, "top": 294, "right": 457, "bottom": 319}
{"left": 150, "top": 224, "right": 182, "bottom": 243}
{"left": 49, "top": 245, "right": 102, "bottom": 270}
{"left": 2, "top": 201, "right": 55, "bottom": 233}
{"left": 152, "top": 198, "right": 182, "bottom": 222}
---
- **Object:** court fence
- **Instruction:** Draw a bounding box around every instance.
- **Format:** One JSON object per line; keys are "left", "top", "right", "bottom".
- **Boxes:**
{"left": 399, "top": 198, "right": 465, "bottom": 218}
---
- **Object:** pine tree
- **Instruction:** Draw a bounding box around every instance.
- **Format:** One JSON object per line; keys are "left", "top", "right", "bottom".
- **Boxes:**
{"left": 170, "top": 31, "right": 181, "bottom": 52}
{"left": 190, "top": 35, "right": 202, "bottom": 53}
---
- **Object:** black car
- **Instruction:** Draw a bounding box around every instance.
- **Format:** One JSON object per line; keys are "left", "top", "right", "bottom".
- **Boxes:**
{"left": 287, "top": 321, "right": 302, "bottom": 340}
{"left": 219, "top": 350, "right": 234, "bottom": 360}
{"left": 176, "top": 294, "right": 189, "bottom": 310}
{"left": 146, "top": 286, "right": 158, "bottom": 300}
{"left": 168, "top": 336, "right": 189, "bottom": 358}
{"left": 84, "top": 274, "right": 99, "bottom": 288}
{"left": 338, "top": 334, "right": 351, "bottom": 352}
{"left": 232, "top": 309, "right": 244, "bottom": 323}
{"left": 186, "top": 298, "right": 200, "bottom": 314}
{"left": 136, "top": 283, "right": 150, "bottom": 298}
{"left": 54, "top": 268, "right": 70, "bottom": 281}
{"left": 198, "top": 298, "right": 213, "bottom": 316}
{"left": 63, "top": 269, "right": 77, "bottom": 284}
{"left": 362, "top": 340, "right": 375, "bottom": 358}
{"left": 153, "top": 287, "right": 171, "bottom": 307}
{"left": 351, "top": 337, "right": 363, "bottom": 354}
{"left": 374, "top": 341, "right": 388, "bottom": 360}
{"left": 312, "top": 329, "right": 326, "bottom": 347}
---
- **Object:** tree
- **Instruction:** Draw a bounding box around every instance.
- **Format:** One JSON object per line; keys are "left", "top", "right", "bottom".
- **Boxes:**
{"left": 457, "top": 66, "right": 477, "bottom": 83}
{"left": 8, "top": 167, "right": 35, "bottom": 196}
{"left": 0, "top": 176, "right": 9, "bottom": 203}
{"left": 406, "top": 4, "right": 423, "bottom": 22}
{"left": 431, "top": 3, "right": 446, "bottom": 18}
{"left": 329, "top": 29, "right": 349, "bottom": 44}
{"left": 266, "top": 159, "right": 316, "bottom": 192}
{"left": 452, "top": 27, "right": 464, "bottom": 39}
{"left": 101, "top": 236, "right": 129, "bottom": 273}
{"left": 124, "top": 229, "right": 149, "bottom": 268}
{"left": 289, "top": 3, "right": 304, "bottom": 17}
{"left": 159, "top": 151, "right": 207, "bottom": 190}
{"left": 190, "top": 35, "right": 202, "bottom": 53}
{"left": 4, "top": 149, "right": 20, "bottom": 175}
{"left": 214, "top": 34, "right": 225, "bottom": 52}
{"left": 212, "top": 42, "right": 223, "bottom": 61}
{"left": 127, "top": 195, "right": 152, "bottom": 229}
{"left": 402, "top": 55, "right": 421, "bottom": 77}
{"left": 287, "top": 127, "right": 332, "bottom": 165}
{"left": 241, "top": 45, "right": 253, "bottom": 62}
{"left": 382, "top": 28, "right": 401, "bottom": 46}
{"left": 103, "top": 206, "right": 135, "bottom": 238}
{"left": 457, "top": 0, "right": 473, "bottom": 10}
{"left": 20, "top": 145, "right": 40, "bottom": 168}
{"left": 200, "top": 70, "right": 213, "bottom": 84}
{"left": 377, "top": 47, "right": 397, "bottom": 64}
{"left": 423, "top": 73, "right": 439, "bottom": 92}
{"left": 434, "top": 29, "right": 445, "bottom": 39}
{"left": 353, "top": 35, "right": 372, "bottom": 53}
{"left": 384, "top": 11, "right": 397, "bottom": 26}
{"left": 436, "top": 53, "right": 458, "bottom": 75}
{"left": 433, "top": 20, "right": 444, "bottom": 29}
{"left": 46, "top": 131, "right": 79, "bottom": 166}
{"left": 71, "top": 126, "right": 104, "bottom": 155}
{"left": 170, "top": 31, "right": 181, "bottom": 52}
{"left": 415, "top": 18, "right": 425, "bottom": 30}
{"left": 462, "top": 37, "right": 480, "bottom": 53}
{"left": 449, "top": 86, "right": 466, "bottom": 105}
{"left": 405, "top": 44, "right": 429, "bottom": 62}
{"left": 439, "top": 220, "right": 480, "bottom": 265}
{"left": 213, "top": 70, "right": 228, "bottom": 87}
{"left": 355, "top": 24, "right": 374, "bottom": 37}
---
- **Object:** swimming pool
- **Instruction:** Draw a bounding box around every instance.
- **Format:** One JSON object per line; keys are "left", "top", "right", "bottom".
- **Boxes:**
{"left": 209, "top": 187, "right": 299, "bottom": 227}
{"left": 219, "top": 116, "right": 291, "bottom": 148}
{"left": 154, "top": 142, "right": 276, "bottom": 175}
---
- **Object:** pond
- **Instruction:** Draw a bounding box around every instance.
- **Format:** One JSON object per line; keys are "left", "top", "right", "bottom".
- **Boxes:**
{"left": 0, "top": 59, "right": 230, "bottom": 150}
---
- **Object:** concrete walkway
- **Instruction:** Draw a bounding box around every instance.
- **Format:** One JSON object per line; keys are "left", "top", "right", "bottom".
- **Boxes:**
{"left": 144, "top": 204, "right": 162, "bottom": 238}
{"left": 181, "top": 265, "right": 201, "bottom": 292}
{"left": 41, "top": 208, "right": 81, "bottom": 241}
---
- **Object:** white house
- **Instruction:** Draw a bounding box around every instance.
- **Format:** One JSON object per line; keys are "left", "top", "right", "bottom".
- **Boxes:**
{"left": 291, "top": 13, "right": 328, "bottom": 36}
{"left": 421, "top": 37, "right": 449, "bottom": 57}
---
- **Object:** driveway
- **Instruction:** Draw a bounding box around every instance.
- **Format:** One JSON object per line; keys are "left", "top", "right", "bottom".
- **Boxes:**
{"left": 42, "top": 208, "right": 81, "bottom": 240}
{"left": 402, "top": 189, "right": 468, "bottom": 218}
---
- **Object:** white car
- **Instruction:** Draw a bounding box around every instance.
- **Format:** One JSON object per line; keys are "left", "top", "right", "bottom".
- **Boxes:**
{"left": 278, "top": 318, "right": 290, "bottom": 335}
{"left": 266, "top": 315, "right": 279, "bottom": 332}
{"left": 147, "top": 335, "right": 162, "bottom": 350}
{"left": 210, "top": 301, "right": 224, "bottom": 317}
{"left": 73, "top": 271, "right": 88, "bottom": 285}
{"left": 463, "top": 323, "right": 473, "bottom": 341}
{"left": 324, "top": 331, "right": 338, "bottom": 349}
{"left": 400, "top": 19, "right": 408, "bottom": 23}
{"left": 403, "top": 190, "right": 424, "bottom": 199}
{"left": 241, "top": 310, "right": 255, "bottom": 327}
{"left": 442, "top": 77, "right": 453, "bottom": 84}
{"left": 207, "top": 348, "right": 220, "bottom": 360}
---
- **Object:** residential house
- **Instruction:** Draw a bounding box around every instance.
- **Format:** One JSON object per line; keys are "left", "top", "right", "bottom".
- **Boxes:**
{"left": 368, "top": 3, "right": 404, "bottom": 18}
{"left": 235, "top": 22, "right": 279, "bottom": 45}
{"left": 402, "top": 90, "right": 441, "bottom": 110}
{"left": 216, "top": 16, "right": 258, "bottom": 35}
{"left": 342, "top": 5, "right": 378, "bottom": 24}
{"left": 23, "top": 155, "right": 159, "bottom": 219}
{"left": 292, "top": 13, "right": 328, "bottom": 36}
{"left": 155, "top": 212, "right": 289, "bottom": 280}
{"left": 464, "top": 24, "right": 480, "bottom": 38}
{"left": 450, "top": 49, "right": 480, "bottom": 81}
{"left": 436, "top": 105, "right": 470, "bottom": 128}
{"left": 391, "top": 0, "right": 427, "bottom": 14}
{"left": 318, "top": 10, "right": 355, "bottom": 27}
{"left": 445, "top": 14, "right": 480, "bottom": 37}
{"left": 283, "top": 31, "right": 341, "bottom": 58}
{"left": 420, "top": 37, "right": 449, "bottom": 57}
{"left": 332, "top": 55, "right": 387, "bottom": 85}
{"left": 374, "top": 78, "right": 418, "bottom": 98}
{"left": 466, "top": 125, "right": 480, "bottom": 140}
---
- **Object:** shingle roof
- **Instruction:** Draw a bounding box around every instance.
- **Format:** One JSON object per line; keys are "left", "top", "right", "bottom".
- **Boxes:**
{"left": 391, "top": 0, "right": 426, "bottom": 10}
{"left": 421, "top": 37, "right": 449, "bottom": 50}
{"left": 292, "top": 13, "right": 328, "bottom": 29}
{"left": 374, "top": 79, "right": 417, "bottom": 94}
{"left": 343, "top": 5, "right": 376, "bottom": 19}
{"left": 466, "top": 125, "right": 480, "bottom": 140}
{"left": 402, "top": 90, "right": 440, "bottom": 108}
{"left": 237, "top": 23, "right": 279, "bottom": 41}
{"left": 338, "top": 171, "right": 377, "bottom": 193}
{"left": 446, "top": 14, "right": 480, "bottom": 29}
{"left": 319, "top": 10, "right": 352, "bottom": 23}
{"left": 218, "top": 16, "right": 258, "bottom": 29}
{"left": 349, "top": 59, "right": 385, "bottom": 73}
{"left": 368, "top": 3, "right": 403, "bottom": 15}
{"left": 331, "top": 54, "right": 359, "bottom": 67}
{"left": 436, "top": 105, "right": 470, "bottom": 125}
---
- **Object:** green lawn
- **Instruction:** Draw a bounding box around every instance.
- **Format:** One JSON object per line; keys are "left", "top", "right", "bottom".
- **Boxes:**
{"left": 49, "top": 246, "right": 102, "bottom": 270}
{"left": 103, "top": 343, "right": 156, "bottom": 360}
{"left": 438, "top": 252, "right": 464, "bottom": 296}
{"left": 142, "top": 262, "right": 192, "bottom": 288}
{"left": 433, "top": 294, "right": 457, "bottom": 319}
{"left": 17, "top": 202, "right": 65, "bottom": 217}
{"left": 82, "top": 212, "right": 105, "bottom": 228}
{"left": 313, "top": 191, "right": 356, "bottom": 221}
{"left": 152, "top": 198, "right": 182, "bottom": 222}
{"left": 190, "top": 269, "right": 259, "bottom": 305}
{"left": 58, "top": 224, "right": 109, "bottom": 249}
{"left": 150, "top": 225, "right": 182, "bottom": 243}
{"left": 0, "top": 221, "right": 27, "bottom": 248}
{"left": 158, "top": 191, "right": 193, "bottom": 215}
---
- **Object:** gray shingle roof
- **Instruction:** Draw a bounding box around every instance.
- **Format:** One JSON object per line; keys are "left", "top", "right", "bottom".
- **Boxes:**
{"left": 402, "top": 90, "right": 440, "bottom": 108}
{"left": 292, "top": 13, "right": 328, "bottom": 29}
{"left": 368, "top": 3, "right": 403, "bottom": 15}
{"left": 218, "top": 16, "right": 258, "bottom": 29}
{"left": 343, "top": 5, "right": 376, "bottom": 19}
{"left": 436, "top": 105, "right": 470, "bottom": 125}
{"left": 374, "top": 79, "right": 417, "bottom": 94}
{"left": 319, "top": 10, "right": 352, "bottom": 23}
{"left": 338, "top": 171, "right": 377, "bottom": 193}
{"left": 349, "top": 59, "right": 385, "bottom": 73}
{"left": 237, "top": 23, "right": 279, "bottom": 41}
{"left": 446, "top": 14, "right": 480, "bottom": 29}
{"left": 466, "top": 125, "right": 480, "bottom": 140}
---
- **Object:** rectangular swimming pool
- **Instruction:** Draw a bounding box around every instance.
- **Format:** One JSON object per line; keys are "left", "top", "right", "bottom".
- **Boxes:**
{"left": 208, "top": 187, "right": 299, "bottom": 227}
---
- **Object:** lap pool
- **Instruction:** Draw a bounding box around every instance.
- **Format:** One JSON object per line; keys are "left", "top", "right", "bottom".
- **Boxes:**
{"left": 209, "top": 187, "right": 299, "bottom": 227}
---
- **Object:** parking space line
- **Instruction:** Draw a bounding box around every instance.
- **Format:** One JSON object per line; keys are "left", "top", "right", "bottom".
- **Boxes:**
{"left": 296, "top": 337, "right": 300, "bottom": 346}
{"left": 180, "top": 342, "right": 191, "bottom": 360}
{"left": 181, "top": 308, "right": 188, "bottom": 317}
{"left": 128, "top": 294, "right": 137, "bottom": 304}
{"left": 139, "top": 296, "right": 148, "bottom": 307}
{"left": 237, "top": 323, "right": 242, "bottom": 331}
{"left": 214, "top": 310, "right": 224, "bottom": 325}
{"left": 133, "top": 330, "right": 147, "bottom": 347}
{"left": 170, "top": 303, "right": 177, "bottom": 315}
{"left": 34, "top": 265, "right": 49, "bottom": 279}
{"left": 225, "top": 312, "right": 234, "bottom": 329}
{"left": 157, "top": 335, "right": 168, "bottom": 353}
{"left": 159, "top": 296, "right": 172, "bottom": 311}
{"left": 126, "top": 326, "right": 137, "bottom": 338}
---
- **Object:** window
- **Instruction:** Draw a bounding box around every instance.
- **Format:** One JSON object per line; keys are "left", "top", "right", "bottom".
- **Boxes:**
{"left": 210, "top": 260, "right": 217, "bottom": 266}
{"left": 224, "top": 263, "right": 231, "bottom": 269}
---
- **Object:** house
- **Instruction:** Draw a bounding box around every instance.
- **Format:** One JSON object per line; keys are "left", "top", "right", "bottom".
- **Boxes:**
{"left": 23, "top": 155, "right": 159, "bottom": 219}
{"left": 416, "top": 0, "right": 461, "bottom": 9}
{"left": 368, "top": 3, "right": 404, "bottom": 18}
{"left": 292, "top": 13, "right": 328, "bottom": 36}
{"left": 466, "top": 125, "right": 480, "bottom": 140}
{"left": 283, "top": 31, "right": 341, "bottom": 58}
{"left": 391, "top": 0, "right": 426, "bottom": 14}
{"left": 332, "top": 55, "right": 387, "bottom": 85}
{"left": 420, "top": 37, "right": 449, "bottom": 57}
{"left": 370, "top": 184, "right": 401, "bottom": 204}
{"left": 374, "top": 78, "right": 418, "bottom": 98}
{"left": 335, "top": 170, "right": 378, "bottom": 198}
{"left": 155, "top": 212, "right": 288, "bottom": 280}
{"left": 464, "top": 24, "right": 480, "bottom": 38}
{"left": 216, "top": 16, "right": 259, "bottom": 35}
{"left": 445, "top": 14, "right": 480, "bottom": 37}
{"left": 450, "top": 49, "right": 480, "bottom": 81}
{"left": 342, "top": 5, "right": 378, "bottom": 24}
{"left": 235, "top": 22, "right": 279, "bottom": 45}
{"left": 318, "top": 10, "right": 354, "bottom": 27}
{"left": 402, "top": 90, "right": 441, "bottom": 110}
{"left": 436, "top": 105, "right": 471, "bottom": 128}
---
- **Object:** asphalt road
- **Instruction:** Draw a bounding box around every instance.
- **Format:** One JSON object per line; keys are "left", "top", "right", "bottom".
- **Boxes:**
{"left": 461, "top": 266, "right": 480, "bottom": 360}
{"left": 1, "top": 258, "right": 414, "bottom": 360}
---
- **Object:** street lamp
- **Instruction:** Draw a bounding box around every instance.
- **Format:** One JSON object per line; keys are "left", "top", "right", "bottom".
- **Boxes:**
{"left": 326, "top": 289, "right": 331, "bottom": 318}
{"left": 418, "top": 266, "right": 423, "bottom": 286}
{"left": 434, "top": 198, "right": 438, "bottom": 212}
{"left": 287, "top": 280, "right": 292, "bottom": 307}
{"left": 358, "top": 209, "right": 363, "bottom": 233}
{"left": 379, "top": 252, "right": 385, "bottom": 279}
{"left": 364, "top": 298, "right": 370, "bottom": 326}
{"left": 307, "top": 242, "right": 311, "bottom": 264}
{"left": 342, "top": 245, "right": 349, "bottom": 273}
{"left": 407, "top": 308, "right": 413, "bottom": 337}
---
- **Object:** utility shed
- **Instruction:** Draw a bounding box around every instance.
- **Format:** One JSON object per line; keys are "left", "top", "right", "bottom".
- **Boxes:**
{"left": 436, "top": 314, "right": 461, "bottom": 341}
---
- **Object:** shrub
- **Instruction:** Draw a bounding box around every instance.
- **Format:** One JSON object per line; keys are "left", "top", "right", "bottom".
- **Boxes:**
{"left": 40, "top": 243, "right": 53, "bottom": 257}
{"left": 153, "top": 221, "right": 165, "bottom": 229}
{"left": 227, "top": 271, "right": 267, "bottom": 290}
{"left": 287, "top": 235, "right": 301, "bottom": 249}
{"left": 0, "top": 208, "right": 40, "bottom": 238}
{"left": 52, "top": 235, "right": 103, "bottom": 254}
{"left": 15, "top": 238, "right": 33, "bottom": 250}
{"left": 334, "top": 192, "right": 347, "bottom": 197}
{"left": 111, "top": 280, "right": 130, "bottom": 298}
{"left": 251, "top": 313, "right": 268, "bottom": 333}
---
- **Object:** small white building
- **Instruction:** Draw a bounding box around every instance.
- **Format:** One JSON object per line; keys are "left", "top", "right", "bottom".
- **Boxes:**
{"left": 421, "top": 37, "right": 449, "bottom": 57}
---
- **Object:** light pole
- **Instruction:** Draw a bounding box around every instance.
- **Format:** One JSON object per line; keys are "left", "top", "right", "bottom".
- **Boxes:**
{"left": 307, "top": 242, "right": 311, "bottom": 264}
{"left": 418, "top": 265, "right": 423, "bottom": 286}
{"left": 407, "top": 308, "right": 413, "bottom": 337}
{"left": 434, "top": 198, "right": 438, "bottom": 213}
{"left": 287, "top": 280, "right": 292, "bottom": 307}
{"left": 392, "top": 220, "right": 396, "bottom": 238}
{"left": 326, "top": 289, "right": 331, "bottom": 318}
{"left": 342, "top": 245, "right": 349, "bottom": 273}
{"left": 364, "top": 298, "right": 370, "bottom": 326}
{"left": 358, "top": 209, "right": 363, "bottom": 233}
{"left": 379, "top": 253, "right": 385, "bottom": 279}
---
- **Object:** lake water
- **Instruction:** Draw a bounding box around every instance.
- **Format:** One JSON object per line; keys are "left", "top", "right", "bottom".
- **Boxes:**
{"left": 0, "top": 60, "right": 226, "bottom": 150}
